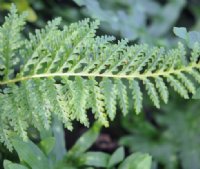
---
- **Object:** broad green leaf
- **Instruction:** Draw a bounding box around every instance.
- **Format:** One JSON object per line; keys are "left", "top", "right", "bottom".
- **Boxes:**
{"left": 12, "top": 138, "right": 50, "bottom": 169}
{"left": 51, "top": 117, "right": 67, "bottom": 161}
{"left": 108, "top": 147, "right": 125, "bottom": 167}
{"left": 39, "top": 137, "right": 55, "bottom": 155}
{"left": 83, "top": 152, "right": 110, "bottom": 167}
{"left": 118, "top": 152, "right": 152, "bottom": 169}
{"left": 3, "top": 160, "right": 28, "bottom": 169}
{"left": 68, "top": 122, "right": 101, "bottom": 157}
{"left": 57, "top": 123, "right": 102, "bottom": 168}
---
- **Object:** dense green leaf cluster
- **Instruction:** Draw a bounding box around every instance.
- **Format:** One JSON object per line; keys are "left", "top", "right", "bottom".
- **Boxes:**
{"left": 0, "top": 5, "right": 200, "bottom": 150}
{"left": 4, "top": 123, "right": 152, "bottom": 169}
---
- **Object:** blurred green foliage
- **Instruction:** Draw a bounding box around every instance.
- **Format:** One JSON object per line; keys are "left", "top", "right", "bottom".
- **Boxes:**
{"left": 0, "top": 0, "right": 197, "bottom": 45}
{"left": 120, "top": 99, "right": 200, "bottom": 169}
{"left": 73, "top": 0, "right": 186, "bottom": 45}
{"left": 0, "top": 0, "right": 37, "bottom": 22}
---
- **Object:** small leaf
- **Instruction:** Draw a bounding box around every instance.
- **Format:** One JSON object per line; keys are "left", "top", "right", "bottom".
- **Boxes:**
{"left": 39, "top": 137, "right": 55, "bottom": 155}
{"left": 118, "top": 152, "right": 152, "bottom": 169}
{"left": 108, "top": 147, "right": 125, "bottom": 167}
{"left": 4, "top": 160, "right": 28, "bottom": 169}
{"left": 173, "top": 27, "right": 188, "bottom": 40}
{"left": 83, "top": 152, "right": 110, "bottom": 167}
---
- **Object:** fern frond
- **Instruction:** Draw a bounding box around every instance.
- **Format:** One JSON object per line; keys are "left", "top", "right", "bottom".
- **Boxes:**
{"left": 143, "top": 79, "right": 160, "bottom": 108}
{"left": 129, "top": 80, "right": 143, "bottom": 114}
{"left": 88, "top": 78, "right": 108, "bottom": 126}
{"left": 0, "top": 4, "right": 26, "bottom": 79}
{"left": 154, "top": 77, "right": 169, "bottom": 103}
{"left": 55, "top": 81, "right": 73, "bottom": 130}
{"left": 71, "top": 77, "right": 90, "bottom": 126}
{"left": 1, "top": 6, "right": 200, "bottom": 150}
{"left": 100, "top": 78, "right": 117, "bottom": 121}
{"left": 115, "top": 79, "right": 129, "bottom": 116}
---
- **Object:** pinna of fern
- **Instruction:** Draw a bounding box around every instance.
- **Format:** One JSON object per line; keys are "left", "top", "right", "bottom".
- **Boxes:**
{"left": 0, "top": 5, "right": 200, "bottom": 150}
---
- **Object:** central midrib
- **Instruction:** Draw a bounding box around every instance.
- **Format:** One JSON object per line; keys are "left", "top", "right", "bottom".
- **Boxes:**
{"left": 0, "top": 63, "right": 199, "bottom": 85}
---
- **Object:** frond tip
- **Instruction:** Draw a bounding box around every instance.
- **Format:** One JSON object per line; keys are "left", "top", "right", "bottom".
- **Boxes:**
{"left": 1, "top": 5, "right": 200, "bottom": 150}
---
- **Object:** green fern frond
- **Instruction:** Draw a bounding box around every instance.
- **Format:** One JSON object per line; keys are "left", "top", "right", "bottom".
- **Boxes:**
{"left": 0, "top": 4, "right": 27, "bottom": 79}
{"left": 1, "top": 6, "right": 200, "bottom": 150}
{"left": 154, "top": 77, "right": 169, "bottom": 103}
{"left": 100, "top": 78, "right": 117, "bottom": 121}
{"left": 129, "top": 80, "right": 143, "bottom": 114}
{"left": 88, "top": 78, "right": 108, "bottom": 126}
{"left": 115, "top": 79, "right": 129, "bottom": 116}
{"left": 143, "top": 79, "right": 160, "bottom": 108}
